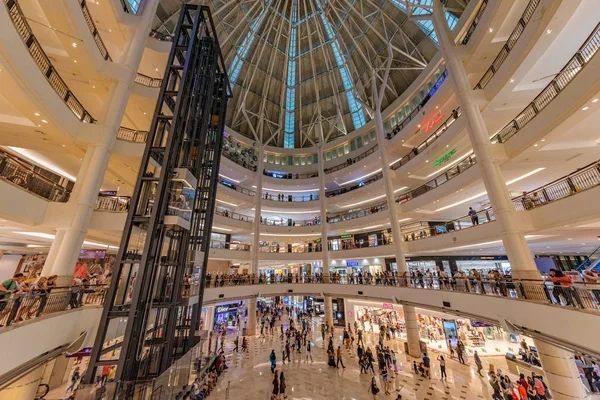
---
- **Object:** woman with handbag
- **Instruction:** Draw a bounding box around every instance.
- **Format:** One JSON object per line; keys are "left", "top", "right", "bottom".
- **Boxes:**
{"left": 368, "top": 376, "right": 380, "bottom": 399}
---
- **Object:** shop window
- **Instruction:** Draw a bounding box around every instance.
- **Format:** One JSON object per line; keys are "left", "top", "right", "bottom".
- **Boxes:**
{"left": 325, "top": 152, "right": 331, "bottom": 161}
{"left": 306, "top": 155, "right": 313, "bottom": 165}
{"left": 268, "top": 154, "right": 274, "bottom": 164}
{"left": 331, "top": 150, "right": 337, "bottom": 159}
{"left": 294, "top": 156, "right": 300, "bottom": 165}
{"left": 263, "top": 153, "right": 268, "bottom": 162}
{"left": 275, "top": 155, "right": 280, "bottom": 165}
{"left": 357, "top": 137, "right": 363, "bottom": 148}
{"left": 405, "top": 104, "right": 411, "bottom": 115}
{"left": 363, "top": 134, "right": 369, "bottom": 145}
{"left": 370, "top": 131, "right": 375, "bottom": 141}
{"left": 337, "top": 147, "right": 344, "bottom": 157}
{"left": 384, "top": 120, "right": 391, "bottom": 132}
{"left": 288, "top": 156, "right": 293, "bottom": 165}
{"left": 350, "top": 140, "right": 356, "bottom": 151}
{"left": 397, "top": 111, "right": 404, "bottom": 122}
{"left": 314, "top": 154, "right": 318, "bottom": 164}
{"left": 343, "top": 143, "right": 350, "bottom": 154}
{"left": 390, "top": 116, "right": 396, "bottom": 126}
{"left": 301, "top": 156, "right": 306, "bottom": 165}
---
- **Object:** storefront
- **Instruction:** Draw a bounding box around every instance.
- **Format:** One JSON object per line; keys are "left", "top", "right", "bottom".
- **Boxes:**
{"left": 328, "top": 230, "right": 392, "bottom": 251}
{"left": 353, "top": 302, "right": 404, "bottom": 334}
{"left": 400, "top": 256, "right": 511, "bottom": 276}
{"left": 214, "top": 301, "right": 244, "bottom": 332}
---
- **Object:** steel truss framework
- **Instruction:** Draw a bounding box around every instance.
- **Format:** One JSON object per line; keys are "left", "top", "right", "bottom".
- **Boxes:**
{"left": 84, "top": 5, "right": 229, "bottom": 398}
{"left": 152, "top": 0, "right": 468, "bottom": 148}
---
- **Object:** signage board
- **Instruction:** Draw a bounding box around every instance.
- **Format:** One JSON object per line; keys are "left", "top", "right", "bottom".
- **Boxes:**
{"left": 341, "top": 234, "right": 353, "bottom": 239}
{"left": 382, "top": 303, "right": 394, "bottom": 310}
{"left": 433, "top": 148, "right": 456, "bottom": 166}
{"left": 80, "top": 249, "right": 107, "bottom": 259}
{"left": 346, "top": 261, "right": 359, "bottom": 267}
{"left": 216, "top": 303, "right": 239, "bottom": 314}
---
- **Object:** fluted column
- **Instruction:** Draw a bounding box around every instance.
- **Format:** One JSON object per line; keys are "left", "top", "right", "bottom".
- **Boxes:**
{"left": 324, "top": 295, "right": 334, "bottom": 328}
{"left": 247, "top": 297, "right": 257, "bottom": 336}
{"left": 431, "top": 0, "right": 539, "bottom": 280}
{"left": 533, "top": 340, "right": 587, "bottom": 399}
{"left": 251, "top": 145, "right": 265, "bottom": 274}
{"left": 318, "top": 146, "right": 330, "bottom": 281}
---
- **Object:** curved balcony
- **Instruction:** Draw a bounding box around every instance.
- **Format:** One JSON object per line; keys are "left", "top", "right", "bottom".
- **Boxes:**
{"left": 260, "top": 217, "right": 320, "bottom": 227}
{"left": 460, "top": 0, "right": 489, "bottom": 45}
{"left": 401, "top": 207, "right": 496, "bottom": 241}
{"left": 326, "top": 171, "right": 383, "bottom": 198}
{"left": 396, "top": 154, "right": 477, "bottom": 204}
{"left": 327, "top": 200, "right": 388, "bottom": 224}
{"left": 215, "top": 209, "right": 254, "bottom": 223}
{"left": 117, "top": 126, "right": 148, "bottom": 143}
{"left": 263, "top": 169, "right": 317, "bottom": 180}
{"left": 390, "top": 108, "right": 462, "bottom": 170}
{"left": 79, "top": 0, "right": 113, "bottom": 61}
{"left": 260, "top": 192, "right": 318, "bottom": 202}
{"left": 217, "top": 178, "right": 256, "bottom": 197}
{"left": 474, "top": 0, "right": 542, "bottom": 90}
{"left": 4, "top": 0, "right": 96, "bottom": 123}
{"left": 494, "top": 22, "right": 600, "bottom": 143}
{"left": 94, "top": 195, "right": 130, "bottom": 212}
{"left": 324, "top": 145, "right": 379, "bottom": 174}
{"left": 134, "top": 73, "right": 162, "bottom": 88}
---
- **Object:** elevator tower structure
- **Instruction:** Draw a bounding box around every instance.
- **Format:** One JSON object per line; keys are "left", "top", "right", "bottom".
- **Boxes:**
{"left": 84, "top": 5, "right": 229, "bottom": 398}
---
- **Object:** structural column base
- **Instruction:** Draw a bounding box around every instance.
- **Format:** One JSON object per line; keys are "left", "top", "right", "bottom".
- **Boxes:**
{"left": 403, "top": 305, "right": 422, "bottom": 358}
{"left": 533, "top": 340, "right": 587, "bottom": 400}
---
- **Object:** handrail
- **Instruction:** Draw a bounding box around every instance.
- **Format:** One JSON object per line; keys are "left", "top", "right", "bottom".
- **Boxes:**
{"left": 117, "top": 126, "right": 148, "bottom": 143}
{"left": 210, "top": 240, "right": 251, "bottom": 251}
{"left": 396, "top": 154, "right": 477, "bottom": 204}
{"left": 262, "top": 192, "right": 319, "bottom": 202}
{"left": 401, "top": 207, "right": 496, "bottom": 241}
{"left": 215, "top": 208, "right": 254, "bottom": 222}
{"left": 324, "top": 144, "right": 379, "bottom": 174}
{"left": 494, "top": 22, "right": 600, "bottom": 143}
{"left": 460, "top": 0, "right": 488, "bottom": 45}
{"left": 386, "top": 69, "right": 448, "bottom": 140}
{"left": 326, "top": 171, "right": 384, "bottom": 198}
{"left": 327, "top": 200, "right": 388, "bottom": 223}
{"left": 4, "top": 0, "right": 96, "bottom": 123}
{"left": 390, "top": 108, "right": 461, "bottom": 170}
{"left": 217, "top": 177, "right": 256, "bottom": 196}
{"left": 95, "top": 196, "right": 130, "bottom": 212}
{"left": 134, "top": 73, "right": 162, "bottom": 88}
{"left": 512, "top": 159, "right": 600, "bottom": 211}
{"left": 0, "top": 151, "right": 71, "bottom": 202}
{"left": 201, "top": 275, "right": 600, "bottom": 313}
{"left": 263, "top": 169, "right": 318, "bottom": 180}
{"left": 79, "top": 0, "right": 112, "bottom": 61}
{"left": 261, "top": 218, "right": 320, "bottom": 227}
{"left": 474, "top": 0, "right": 541, "bottom": 89}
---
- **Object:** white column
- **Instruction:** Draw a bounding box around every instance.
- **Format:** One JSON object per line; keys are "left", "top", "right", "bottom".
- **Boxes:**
{"left": 41, "top": 228, "right": 66, "bottom": 276}
{"left": 247, "top": 298, "right": 257, "bottom": 336}
{"left": 403, "top": 305, "right": 422, "bottom": 357}
{"left": 534, "top": 340, "right": 587, "bottom": 399}
{"left": 44, "top": 0, "right": 161, "bottom": 285}
{"left": 204, "top": 306, "right": 215, "bottom": 333}
{"left": 251, "top": 145, "right": 264, "bottom": 274}
{"left": 324, "top": 295, "right": 334, "bottom": 328}
{"left": 318, "top": 146, "right": 330, "bottom": 281}
{"left": 431, "top": 0, "right": 539, "bottom": 280}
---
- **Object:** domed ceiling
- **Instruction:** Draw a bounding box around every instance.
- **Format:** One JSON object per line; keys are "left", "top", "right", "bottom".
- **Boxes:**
{"left": 151, "top": 0, "right": 468, "bottom": 147}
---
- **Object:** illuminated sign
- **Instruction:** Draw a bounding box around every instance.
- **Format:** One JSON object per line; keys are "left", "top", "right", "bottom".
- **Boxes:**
{"left": 346, "top": 261, "right": 359, "bottom": 267}
{"left": 433, "top": 148, "right": 456, "bottom": 167}
{"left": 424, "top": 112, "right": 446, "bottom": 133}
{"left": 382, "top": 303, "right": 394, "bottom": 310}
{"left": 216, "top": 303, "right": 239, "bottom": 313}
{"left": 428, "top": 69, "right": 448, "bottom": 97}
{"left": 341, "top": 234, "right": 353, "bottom": 239}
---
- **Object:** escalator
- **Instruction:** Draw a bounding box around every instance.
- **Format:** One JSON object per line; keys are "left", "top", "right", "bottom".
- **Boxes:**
{"left": 575, "top": 245, "right": 600, "bottom": 272}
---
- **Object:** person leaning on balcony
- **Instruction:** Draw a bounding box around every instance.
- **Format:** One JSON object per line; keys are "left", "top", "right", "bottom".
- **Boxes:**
{"left": 549, "top": 269, "right": 578, "bottom": 307}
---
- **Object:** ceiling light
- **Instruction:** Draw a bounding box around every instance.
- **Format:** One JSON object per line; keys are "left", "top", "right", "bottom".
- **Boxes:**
{"left": 505, "top": 168, "right": 545, "bottom": 185}
{"left": 27, "top": 244, "right": 48, "bottom": 248}
{"left": 72, "top": 42, "right": 77, "bottom": 48}
{"left": 14, "top": 231, "right": 55, "bottom": 239}
{"left": 341, "top": 194, "right": 386, "bottom": 208}
{"left": 73, "top": 60, "right": 77, "bottom": 63}
{"left": 510, "top": 79, "right": 514, "bottom": 83}
{"left": 488, "top": 28, "right": 493, "bottom": 33}
{"left": 108, "top": 29, "right": 112, "bottom": 32}
{"left": 34, "top": 112, "right": 40, "bottom": 116}
{"left": 216, "top": 199, "right": 238, "bottom": 207}
{"left": 335, "top": 169, "right": 382, "bottom": 186}
{"left": 92, "top": 85, "right": 96, "bottom": 88}
{"left": 218, "top": 173, "right": 240, "bottom": 183}
{"left": 41, "top": 119, "right": 48, "bottom": 123}
{"left": 593, "top": 99, "right": 598, "bottom": 103}
{"left": 568, "top": 238, "right": 572, "bottom": 240}
{"left": 213, "top": 226, "right": 232, "bottom": 232}
{"left": 582, "top": 107, "right": 589, "bottom": 111}
{"left": 546, "top": 29, "right": 552, "bottom": 34}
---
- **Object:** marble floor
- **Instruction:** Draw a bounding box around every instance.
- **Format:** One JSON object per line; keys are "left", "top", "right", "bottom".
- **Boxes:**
{"left": 209, "top": 316, "right": 511, "bottom": 400}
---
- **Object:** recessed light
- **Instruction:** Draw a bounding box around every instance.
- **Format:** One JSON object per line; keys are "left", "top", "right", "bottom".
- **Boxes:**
{"left": 546, "top": 29, "right": 552, "bottom": 34}
{"left": 108, "top": 29, "right": 112, "bottom": 32}
{"left": 34, "top": 112, "right": 40, "bottom": 116}
{"left": 593, "top": 99, "right": 598, "bottom": 103}
{"left": 92, "top": 85, "right": 96, "bottom": 88}
{"left": 541, "top": 139, "right": 545, "bottom": 142}
{"left": 568, "top": 238, "right": 572, "bottom": 240}
{"left": 37, "top": 124, "right": 41, "bottom": 127}
{"left": 155, "top": 68, "right": 159, "bottom": 72}
{"left": 510, "top": 79, "right": 514, "bottom": 83}
{"left": 72, "top": 42, "right": 77, "bottom": 48}
{"left": 582, "top": 107, "right": 589, "bottom": 111}
{"left": 488, "top": 28, "right": 493, "bottom": 33}
{"left": 62, "top": 144, "right": 66, "bottom": 147}
{"left": 41, "top": 119, "right": 48, "bottom": 123}
{"left": 534, "top": 144, "right": 538, "bottom": 147}
{"left": 74, "top": 60, "right": 78, "bottom": 63}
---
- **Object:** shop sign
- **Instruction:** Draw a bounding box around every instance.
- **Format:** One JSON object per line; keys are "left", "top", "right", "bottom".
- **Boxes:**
{"left": 341, "top": 234, "right": 353, "bottom": 239}
{"left": 346, "top": 261, "right": 359, "bottom": 267}
{"left": 347, "top": 311, "right": 353, "bottom": 317}
{"left": 66, "top": 347, "right": 93, "bottom": 358}
{"left": 216, "top": 303, "right": 239, "bottom": 313}
{"left": 382, "top": 303, "right": 394, "bottom": 310}
{"left": 98, "top": 191, "right": 117, "bottom": 197}
{"left": 80, "top": 249, "right": 106, "bottom": 259}
{"left": 433, "top": 148, "right": 456, "bottom": 167}
{"left": 283, "top": 296, "right": 289, "bottom": 305}
{"left": 424, "top": 112, "right": 446, "bottom": 133}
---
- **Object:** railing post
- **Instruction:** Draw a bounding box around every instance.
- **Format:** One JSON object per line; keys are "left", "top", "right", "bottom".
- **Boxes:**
{"left": 6, "top": 297, "right": 22, "bottom": 326}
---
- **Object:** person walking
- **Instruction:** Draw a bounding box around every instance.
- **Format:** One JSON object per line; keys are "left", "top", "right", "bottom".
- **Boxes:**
{"left": 367, "top": 376, "right": 380, "bottom": 399}
{"left": 233, "top": 336, "right": 239, "bottom": 352}
{"left": 272, "top": 370, "right": 279, "bottom": 398}
{"left": 422, "top": 353, "right": 431, "bottom": 378}
{"left": 306, "top": 340, "right": 313, "bottom": 363}
{"left": 382, "top": 367, "right": 391, "bottom": 395}
{"left": 468, "top": 207, "right": 479, "bottom": 225}
{"left": 336, "top": 346, "right": 346, "bottom": 368}
{"left": 437, "top": 355, "right": 447, "bottom": 380}
{"left": 270, "top": 349, "right": 277, "bottom": 373}
{"left": 279, "top": 371, "right": 286, "bottom": 399}
{"left": 474, "top": 351, "right": 483, "bottom": 376}
{"left": 456, "top": 342, "right": 466, "bottom": 364}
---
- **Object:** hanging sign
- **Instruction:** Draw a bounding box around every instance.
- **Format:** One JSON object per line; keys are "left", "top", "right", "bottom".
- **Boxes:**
{"left": 424, "top": 112, "right": 446, "bottom": 133}
{"left": 433, "top": 148, "right": 456, "bottom": 166}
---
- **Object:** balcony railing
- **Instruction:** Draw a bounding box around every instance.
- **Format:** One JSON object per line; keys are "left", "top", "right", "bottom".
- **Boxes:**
{"left": 210, "top": 240, "right": 251, "bottom": 251}
{"left": 117, "top": 127, "right": 148, "bottom": 143}
{"left": 79, "top": 0, "right": 112, "bottom": 61}
{"left": 215, "top": 209, "right": 254, "bottom": 223}
{"left": 134, "top": 73, "right": 162, "bottom": 88}
{"left": 4, "top": 0, "right": 96, "bottom": 123}
{"left": 474, "top": 0, "right": 541, "bottom": 89}
{"left": 95, "top": 196, "right": 131, "bottom": 212}
{"left": 396, "top": 154, "right": 478, "bottom": 204}
{"left": 262, "top": 192, "right": 319, "bottom": 202}
{"left": 261, "top": 218, "right": 320, "bottom": 227}
{"left": 0, "top": 151, "right": 71, "bottom": 202}
{"left": 494, "top": 22, "right": 600, "bottom": 143}
{"left": 401, "top": 208, "right": 496, "bottom": 241}
{"left": 327, "top": 200, "right": 388, "bottom": 223}
{"left": 217, "top": 178, "right": 256, "bottom": 197}
{"left": 324, "top": 145, "right": 379, "bottom": 174}
{"left": 390, "top": 108, "right": 461, "bottom": 171}
{"left": 263, "top": 170, "right": 318, "bottom": 180}
{"left": 460, "top": 0, "right": 488, "bottom": 45}
{"left": 386, "top": 69, "right": 448, "bottom": 140}
{"left": 326, "top": 171, "right": 384, "bottom": 198}
{"left": 512, "top": 159, "right": 600, "bottom": 211}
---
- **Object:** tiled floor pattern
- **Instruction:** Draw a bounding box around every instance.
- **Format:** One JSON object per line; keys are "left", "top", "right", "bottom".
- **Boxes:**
{"left": 210, "top": 316, "right": 506, "bottom": 400}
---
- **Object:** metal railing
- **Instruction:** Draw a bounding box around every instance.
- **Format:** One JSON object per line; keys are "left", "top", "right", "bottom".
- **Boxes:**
{"left": 117, "top": 127, "right": 148, "bottom": 143}
{"left": 494, "top": 22, "right": 600, "bottom": 143}
{"left": 390, "top": 108, "right": 461, "bottom": 171}
{"left": 396, "top": 154, "right": 477, "bottom": 204}
{"left": 386, "top": 69, "right": 448, "bottom": 140}
{"left": 200, "top": 275, "right": 600, "bottom": 313}
{"left": 95, "top": 196, "right": 131, "bottom": 212}
{"left": 326, "top": 171, "right": 384, "bottom": 198}
{"left": 461, "top": 0, "right": 488, "bottom": 45}
{"left": 4, "top": 0, "right": 96, "bottom": 123}
{"left": 210, "top": 240, "right": 251, "bottom": 251}
{"left": 324, "top": 145, "right": 379, "bottom": 174}
{"left": 327, "top": 200, "right": 388, "bottom": 223}
{"left": 0, "top": 152, "right": 71, "bottom": 202}
{"left": 217, "top": 178, "right": 256, "bottom": 197}
{"left": 167, "top": 204, "right": 191, "bottom": 221}
{"left": 263, "top": 170, "right": 318, "bottom": 179}
{"left": 0, "top": 285, "right": 107, "bottom": 328}
{"left": 134, "top": 73, "right": 162, "bottom": 88}
{"left": 79, "top": 0, "right": 112, "bottom": 61}
{"left": 258, "top": 244, "right": 322, "bottom": 253}
{"left": 474, "top": 0, "right": 541, "bottom": 89}
{"left": 262, "top": 192, "right": 319, "bottom": 202}
{"left": 215, "top": 209, "right": 254, "bottom": 222}
{"left": 512, "top": 159, "right": 600, "bottom": 211}
{"left": 401, "top": 208, "right": 496, "bottom": 241}
{"left": 260, "top": 218, "right": 320, "bottom": 227}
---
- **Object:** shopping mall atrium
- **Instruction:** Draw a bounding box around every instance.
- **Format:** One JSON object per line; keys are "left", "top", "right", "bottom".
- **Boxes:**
{"left": 0, "top": 0, "right": 599, "bottom": 398}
